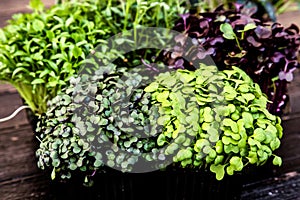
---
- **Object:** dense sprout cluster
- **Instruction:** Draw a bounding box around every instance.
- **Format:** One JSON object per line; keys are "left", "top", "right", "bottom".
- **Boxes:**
{"left": 36, "top": 63, "right": 283, "bottom": 181}
{"left": 164, "top": 3, "right": 300, "bottom": 115}
{"left": 0, "top": 0, "right": 186, "bottom": 114}
{"left": 146, "top": 64, "right": 283, "bottom": 180}
{"left": 72, "top": 63, "right": 170, "bottom": 172}
{"left": 36, "top": 61, "right": 167, "bottom": 181}
{"left": 32, "top": 0, "right": 292, "bottom": 184}
{"left": 35, "top": 92, "right": 100, "bottom": 182}
{"left": 0, "top": 1, "right": 112, "bottom": 114}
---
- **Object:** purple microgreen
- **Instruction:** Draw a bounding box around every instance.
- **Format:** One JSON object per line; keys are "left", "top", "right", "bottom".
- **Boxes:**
{"left": 165, "top": 3, "right": 300, "bottom": 115}
{"left": 169, "top": 59, "right": 184, "bottom": 69}
{"left": 255, "top": 25, "right": 272, "bottom": 39}
{"left": 271, "top": 52, "right": 284, "bottom": 63}
{"left": 247, "top": 36, "right": 261, "bottom": 47}
{"left": 197, "top": 48, "right": 214, "bottom": 59}
{"left": 180, "top": 13, "right": 190, "bottom": 30}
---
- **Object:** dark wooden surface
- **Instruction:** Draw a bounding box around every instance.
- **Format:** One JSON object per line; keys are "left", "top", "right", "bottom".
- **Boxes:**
{"left": 0, "top": 1, "right": 300, "bottom": 199}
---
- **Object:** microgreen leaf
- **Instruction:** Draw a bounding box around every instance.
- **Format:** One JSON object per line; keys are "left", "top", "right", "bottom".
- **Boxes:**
{"left": 273, "top": 156, "right": 282, "bottom": 166}
{"left": 210, "top": 164, "right": 225, "bottom": 181}
{"left": 220, "top": 23, "right": 236, "bottom": 40}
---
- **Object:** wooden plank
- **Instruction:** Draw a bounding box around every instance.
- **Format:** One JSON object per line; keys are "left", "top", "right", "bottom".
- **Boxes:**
{"left": 0, "top": 173, "right": 52, "bottom": 200}
{"left": 0, "top": 125, "right": 38, "bottom": 182}
{"left": 273, "top": 133, "right": 300, "bottom": 175}
{"left": 0, "top": 83, "right": 17, "bottom": 94}
{"left": 285, "top": 69, "right": 300, "bottom": 114}
{"left": 278, "top": 10, "right": 300, "bottom": 28}
{"left": 241, "top": 172, "right": 300, "bottom": 200}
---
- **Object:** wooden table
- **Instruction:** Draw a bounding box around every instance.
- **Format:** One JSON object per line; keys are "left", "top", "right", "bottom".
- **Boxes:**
{"left": 0, "top": 1, "right": 300, "bottom": 199}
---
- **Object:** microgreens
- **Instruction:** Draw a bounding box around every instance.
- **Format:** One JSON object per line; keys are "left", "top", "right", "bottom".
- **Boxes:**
{"left": 145, "top": 64, "right": 283, "bottom": 180}
{"left": 166, "top": 3, "right": 300, "bottom": 115}
{"left": 0, "top": 0, "right": 187, "bottom": 115}
{"left": 36, "top": 63, "right": 283, "bottom": 182}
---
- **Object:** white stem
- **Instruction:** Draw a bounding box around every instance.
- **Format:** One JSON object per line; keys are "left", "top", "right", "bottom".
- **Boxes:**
{"left": 0, "top": 105, "right": 30, "bottom": 123}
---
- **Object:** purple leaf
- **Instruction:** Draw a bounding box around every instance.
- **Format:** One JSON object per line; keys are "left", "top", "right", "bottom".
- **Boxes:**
{"left": 271, "top": 52, "right": 284, "bottom": 63}
{"left": 165, "top": 3, "right": 300, "bottom": 115}
{"left": 209, "top": 37, "right": 224, "bottom": 45}
{"left": 180, "top": 13, "right": 190, "bottom": 30}
{"left": 174, "top": 34, "right": 187, "bottom": 46}
{"left": 247, "top": 36, "right": 261, "bottom": 47}
{"left": 279, "top": 71, "right": 293, "bottom": 82}
{"left": 278, "top": 71, "right": 286, "bottom": 80}
{"left": 275, "top": 32, "right": 287, "bottom": 37}
{"left": 169, "top": 59, "right": 184, "bottom": 69}
{"left": 255, "top": 25, "right": 272, "bottom": 39}
{"left": 286, "top": 72, "right": 293, "bottom": 82}
{"left": 199, "top": 19, "right": 209, "bottom": 29}
{"left": 197, "top": 47, "right": 214, "bottom": 59}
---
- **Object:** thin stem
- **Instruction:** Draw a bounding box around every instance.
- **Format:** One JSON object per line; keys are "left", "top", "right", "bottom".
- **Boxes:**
{"left": 123, "top": 0, "right": 133, "bottom": 31}
{"left": 234, "top": 36, "right": 242, "bottom": 51}
{"left": 13, "top": 83, "right": 37, "bottom": 114}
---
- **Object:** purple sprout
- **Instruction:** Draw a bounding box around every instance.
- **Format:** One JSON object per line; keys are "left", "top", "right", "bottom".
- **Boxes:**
{"left": 165, "top": 3, "right": 300, "bottom": 115}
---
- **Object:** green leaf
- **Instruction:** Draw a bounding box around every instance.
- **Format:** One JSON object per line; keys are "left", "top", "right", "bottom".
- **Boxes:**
{"left": 156, "top": 91, "right": 170, "bottom": 102}
{"left": 52, "top": 159, "right": 60, "bottom": 167}
{"left": 223, "top": 118, "right": 238, "bottom": 133}
{"left": 238, "top": 84, "right": 249, "bottom": 93}
{"left": 220, "top": 23, "right": 236, "bottom": 40}
{"left": 179, "top": 72, "right": 195, "bottom": 83}
{"left": 214, "top": 155, "right": 224, "bottom": 165}
{"left": 32, "top": 19, "right": 45, "bottom": 32}
{"left": 69, "top": 163, "right": 77, "bottom": 170}
{"left": 73, "top": 146, "right": 81, "bottom": 154}
{"left": 0, "top": 29, "right": 6, "bottom": 42}
{"left": 253, "top": 128, "right": 265, "bottom": 142}
{"left": 203, "top": 145, "right": 212, "bottom": 154}
{"left": 51, "top": 168, "right": 56, "bottom": 180}
{"left": 247, "top": 151, "right": 258, "bottom": 164}
{"left": 165, "top": 143, "right": 179, "bottom": 155}
{"left": 99, "top": 118, "right": 108, "bottom": 126}
{"left": 210, "top": 164, "right": 225, "bottom": 180}
{"left": 176, "top": 149, "right": 193, "bottom": 161}
{"left": 226, "top": 165, "right": 234, "bottom": 175}
{"left": 29, "top": 0, "right": 44, "bottom": 11}
{"left": 94, "top": 159, "right": 102, "bottom": 167}
{"left": 144, "top": 82, "right": 159, "bottom": 92}
{"left": 273, "top": 156, "right": 282, "bottom": 166}
{"left": 194, "top": 139, "right": 209, "bottom": 152}
{"left": 242, "top": 93, "right": 255, "bottom": 102}
{"left": 248, "top": 137, "right": 261, "bottom": 148}
{"left": 175, "top": 134, "right": 186, "bottom": 144}
{"left": 222, "top": 136, "right": 231, "bottom": 145}
{"left": 242, "top": 23, "right": 257, "bottom": 32}
{"left": 44, "top": 60, "right": 59, "bottom": 73}
{"left": 72, "top": 46, "right": 83, "bottom": 59}
{"left": 270, "top": 138, "right": 281, "bottom": 150}
{"left": 12, "top": 67, "right": 30, "bottom": 78}
{"left": 203, "top": 107, "right": 214, "bottom": 122}
{"left": 161, "top": 76, "right": 177, "bottom": 88}
{"left": 157, "top": 115, "right": 170, "bottom": 126}
{"left": 229, "top": 156, "right": 243, "bottom": 171}
{"left": 208, "top": 131, "right": 219, "bottom": 143}
{"left": 157, "top": 134, "right": 166, "bottom": 146}
{"left": 242, "top": 112, "right": 254, "bottom": 129}
{"left": 215, "top": 141, "right": 223, "bottom": 154}
{"left": 31, "top": 78, "right": 45, "bottom": 85}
